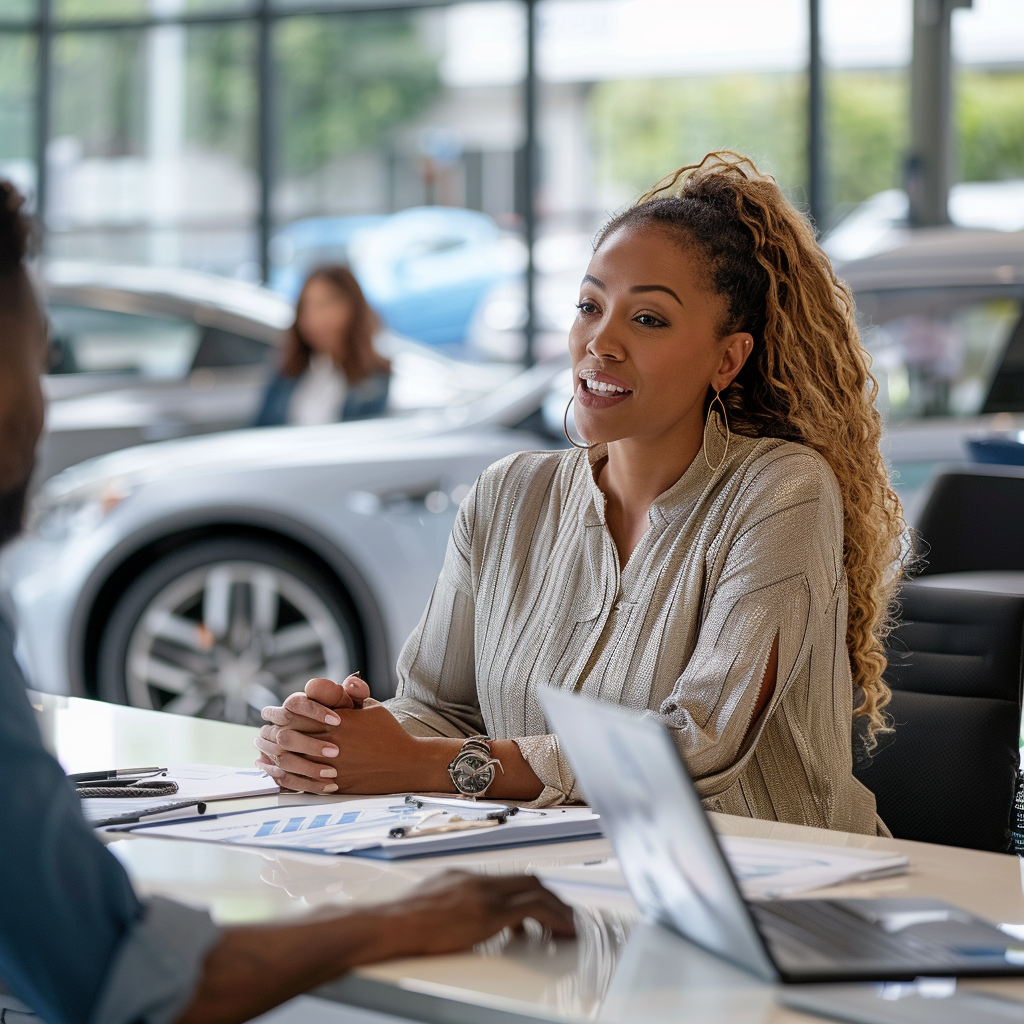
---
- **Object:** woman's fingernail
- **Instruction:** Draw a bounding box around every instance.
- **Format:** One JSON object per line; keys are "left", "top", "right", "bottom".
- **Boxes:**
{"left": 322, "top": 744, "right": 339, "bottom": 757}
{"left": 264, "top": 764, "right": 282, "bottom": 776}
{"left": 323, "top": 783, "right": 339, "bottom": 793}
{"left": 319, "top": 767, "right": 337, "bottom": 778}
{"left": 325, "top": 713, "right": 341, "bottom": 726}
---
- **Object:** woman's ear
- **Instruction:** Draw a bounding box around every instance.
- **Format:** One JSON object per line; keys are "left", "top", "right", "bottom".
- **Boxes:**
{"left": 712, "top": 332, "right": 754, "bottom": 391}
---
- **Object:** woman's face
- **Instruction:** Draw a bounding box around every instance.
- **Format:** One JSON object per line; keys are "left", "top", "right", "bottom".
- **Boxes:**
{"left": 568, "top": 223, "right": 752, "bottom": 447}
{"left": 297, "top": 277, "right": 353, "bottom": 359}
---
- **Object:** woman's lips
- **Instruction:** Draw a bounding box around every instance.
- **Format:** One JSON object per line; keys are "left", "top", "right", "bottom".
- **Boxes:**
{"left": 575, "top": 376, "right": 632, "bottom": 408}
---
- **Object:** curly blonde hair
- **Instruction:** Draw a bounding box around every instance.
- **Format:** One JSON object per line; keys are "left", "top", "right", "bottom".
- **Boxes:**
{"left": 599, "top": 152, "right": 905, "bottom": 744}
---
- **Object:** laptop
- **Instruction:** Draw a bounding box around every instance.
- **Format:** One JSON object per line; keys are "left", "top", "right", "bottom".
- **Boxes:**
{"left": 539, "top": 687, "right": 1024, "bottom": 983}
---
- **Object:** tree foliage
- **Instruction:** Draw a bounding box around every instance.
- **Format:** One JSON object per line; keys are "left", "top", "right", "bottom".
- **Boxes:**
{"left": 959, "top": 71, "right": 1024, "bottom": 182}
{"left": 275, "top": 13, "right": 442, "bottom": 177}
{"left": 588, "top": 74, "right": 806, "bottom": 209}
{"left": 588, "top": 68, "right": 1024, "bottom": 226}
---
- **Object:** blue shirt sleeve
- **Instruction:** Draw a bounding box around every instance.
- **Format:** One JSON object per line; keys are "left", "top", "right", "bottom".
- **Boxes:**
{"left": 0, "top": 613, "right": 142, "bottom": 1024}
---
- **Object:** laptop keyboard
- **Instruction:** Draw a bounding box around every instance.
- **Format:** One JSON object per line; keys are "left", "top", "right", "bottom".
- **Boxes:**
{"left": 751, "top": 900, "right": 962, "bottom": 970}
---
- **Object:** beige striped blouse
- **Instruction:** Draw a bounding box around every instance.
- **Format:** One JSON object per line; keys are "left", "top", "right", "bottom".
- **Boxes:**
{"left": 385, "top": 426, "right": 884, "bottom": 836}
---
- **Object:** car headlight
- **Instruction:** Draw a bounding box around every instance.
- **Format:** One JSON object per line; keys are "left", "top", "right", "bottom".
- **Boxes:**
{"left": 29, "top": 477, "right": 133, "bottom": 541}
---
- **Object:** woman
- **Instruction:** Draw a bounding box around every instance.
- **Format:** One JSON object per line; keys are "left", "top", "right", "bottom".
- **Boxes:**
{"left": 254, "top": 153, "right": 905, "bottom": 835}
{"left": 255, "top": 265, "right": 391, "bottom": 426}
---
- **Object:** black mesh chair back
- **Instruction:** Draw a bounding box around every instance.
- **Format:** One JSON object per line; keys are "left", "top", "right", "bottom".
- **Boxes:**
{"left": 853, "top": 582, "right": 1024, "bottom": 852}
{"left": 914, "top": 467, "right": 1024, "bottom": 575}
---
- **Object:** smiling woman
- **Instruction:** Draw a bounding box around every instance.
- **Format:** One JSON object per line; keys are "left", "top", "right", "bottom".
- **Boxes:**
{"left": 256, "top": 152, "right": 906, "bottom": 837}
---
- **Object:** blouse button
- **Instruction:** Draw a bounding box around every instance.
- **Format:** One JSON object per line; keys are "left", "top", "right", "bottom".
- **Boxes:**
{"left": 663, "top": 702, "right": 678, "bottom": 714}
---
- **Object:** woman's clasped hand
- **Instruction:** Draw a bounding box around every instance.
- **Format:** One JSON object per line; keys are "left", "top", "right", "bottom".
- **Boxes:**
{"left": 255, "top": 675, "right": 441, "bottom": 794}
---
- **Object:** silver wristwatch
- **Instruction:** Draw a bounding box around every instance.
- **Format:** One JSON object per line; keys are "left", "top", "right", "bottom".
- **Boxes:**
{"left": 447, "top": 736, "right": 501, "bottom": 798}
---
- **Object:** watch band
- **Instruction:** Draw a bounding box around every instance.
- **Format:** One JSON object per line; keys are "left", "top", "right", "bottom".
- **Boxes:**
{"left": 447, "top": 735, "right": 501, "bottom": 798}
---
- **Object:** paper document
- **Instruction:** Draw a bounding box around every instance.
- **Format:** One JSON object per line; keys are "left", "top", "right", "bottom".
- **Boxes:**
{"left": 112, "top": 796, "right": 602, "bottom": 858}
{"left": 719, "top": 836, "right": 909, "bottom": 899}
{"left": 82, "top": 764, "right": 280, "bottom": 826}
{"left": 538, "top": 837, "right": 908, "bottom": 901}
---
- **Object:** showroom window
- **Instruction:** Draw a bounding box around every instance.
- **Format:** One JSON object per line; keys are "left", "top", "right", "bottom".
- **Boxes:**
{"left": 3, "top": 0, "right": 1021, "bottom": 363}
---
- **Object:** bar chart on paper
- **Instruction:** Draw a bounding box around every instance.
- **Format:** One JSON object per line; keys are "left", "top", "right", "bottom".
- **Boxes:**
{"left": 117, "top": 797, "right": 602, "bottom": 858}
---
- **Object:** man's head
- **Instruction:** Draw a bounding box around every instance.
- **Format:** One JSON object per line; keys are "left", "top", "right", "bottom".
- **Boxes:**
{"left": 0, "top": 181, "right": 47, "bottom": 548}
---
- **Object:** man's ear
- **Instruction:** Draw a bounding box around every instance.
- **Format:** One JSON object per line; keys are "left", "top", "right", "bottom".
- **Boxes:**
{"left": 712, "top": 332, "right": 754, "bottom": 391}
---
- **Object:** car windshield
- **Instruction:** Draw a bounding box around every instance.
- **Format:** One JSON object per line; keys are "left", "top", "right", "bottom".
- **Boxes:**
{"left": 856, "top": 289, "right": 1023, "bottom": 421}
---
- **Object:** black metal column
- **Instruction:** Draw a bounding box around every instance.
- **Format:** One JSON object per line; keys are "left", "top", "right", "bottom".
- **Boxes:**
{"left": 807, "top": 0, "right": 825, "bottom": 233}
{"left": 256, "top": 0, "right": 273, "bottom": 283}
{"left": 34, "top": 0, "right": 53, "bottom": 237}
{"left": 522, "top": 0, "right": 538, "bottom": 367}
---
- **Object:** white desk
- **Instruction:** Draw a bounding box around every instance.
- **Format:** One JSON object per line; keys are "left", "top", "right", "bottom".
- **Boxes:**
{"left": 33, "top": 693, "right": 1024, "bottom": 1024}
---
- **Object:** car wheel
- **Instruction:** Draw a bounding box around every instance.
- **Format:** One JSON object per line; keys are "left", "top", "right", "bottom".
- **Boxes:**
{"left": 97, "top": 538, "right": 360, "bottom": 724}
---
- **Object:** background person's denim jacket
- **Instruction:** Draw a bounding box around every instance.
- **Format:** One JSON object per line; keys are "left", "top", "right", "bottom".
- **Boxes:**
{"left": 255, "top": 369, "right": 390, "bottom": 427}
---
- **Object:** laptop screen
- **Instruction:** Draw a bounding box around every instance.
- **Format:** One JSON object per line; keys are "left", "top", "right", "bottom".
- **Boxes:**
{"left": 540, "top": 687, "right": 779, "bottom": 982}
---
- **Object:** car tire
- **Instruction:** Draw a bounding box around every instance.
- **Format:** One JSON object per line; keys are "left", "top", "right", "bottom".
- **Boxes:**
{"left": 97, "top": 537, "right": 362, "bottom": 724}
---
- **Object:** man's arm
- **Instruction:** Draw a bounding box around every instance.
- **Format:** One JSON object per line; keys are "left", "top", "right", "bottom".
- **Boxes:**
{"left": 175, "top": 871, "right": 574, "bottom": 1024}
{"left": 0, "top": 615, "right": 160, "bottom": 1024}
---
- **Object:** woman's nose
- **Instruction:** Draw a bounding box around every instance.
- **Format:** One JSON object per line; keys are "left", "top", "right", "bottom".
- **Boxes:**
{"left": 585, "top": 322, "right": 626, "bottom": 361}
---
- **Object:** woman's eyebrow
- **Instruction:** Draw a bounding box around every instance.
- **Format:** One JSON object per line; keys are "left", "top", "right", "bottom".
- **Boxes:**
{"left": 631, "top": 284, "right": 683, "bottom": 305}
{"left": 582, "top": 274, "right": 605, "bottom": 289}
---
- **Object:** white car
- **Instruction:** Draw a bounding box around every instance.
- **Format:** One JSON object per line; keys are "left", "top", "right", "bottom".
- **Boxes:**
{"left": 2, "top": 363, "right": 566, "bottom": 724}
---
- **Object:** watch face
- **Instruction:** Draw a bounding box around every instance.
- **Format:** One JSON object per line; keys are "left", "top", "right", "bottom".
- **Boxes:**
{"left": 451, "top": 753, "right": 495, "bottom": 794}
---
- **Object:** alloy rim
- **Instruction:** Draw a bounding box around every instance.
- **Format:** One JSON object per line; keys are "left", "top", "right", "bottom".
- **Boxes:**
{"left": 124, "top": 560, "right": 350, "bottom": 723}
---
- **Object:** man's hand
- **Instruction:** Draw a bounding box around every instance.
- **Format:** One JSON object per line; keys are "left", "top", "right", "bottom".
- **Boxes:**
{"left": 175, "top": 871, "right": 575, "bottom": 1024}
{"left": 373, "top": 870, "right": 576, "bottom": 958}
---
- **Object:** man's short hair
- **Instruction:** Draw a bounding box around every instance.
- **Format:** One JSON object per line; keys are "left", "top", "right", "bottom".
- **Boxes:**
{"left": 0, "top": 181, "right": 36, "bottom": 344}
{"left": 0, "top": 180, "right": 30, "bottom": 277}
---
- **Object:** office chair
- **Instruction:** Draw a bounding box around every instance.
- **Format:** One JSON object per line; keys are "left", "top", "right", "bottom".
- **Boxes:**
{"left": 914, "top": 466, "right": 1024, "bottom": 575}
{"left": 853, "top": 582, "right": 1024, "bottom": 853}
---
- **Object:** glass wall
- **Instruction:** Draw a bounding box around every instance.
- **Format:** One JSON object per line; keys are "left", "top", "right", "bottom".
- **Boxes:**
{"left": 822, "top": 0, "right": 910, "bottom": 223}
{"left": 268, "top": 3, "right": 526, "bottom": 348}
{"left": 0, "top": 31, "right": 37, "bottom": 204}
{"left": 47, "top": 21, "right": 257, "bottom": 275}
{"left": 3, "top": 0, "right": 1022, "bottom": 357}
{"left": 953, "top": 0, "right": 1024, "bottom": 186}
{"left": 503, "top": 0, "right": 810, "bottom": 361}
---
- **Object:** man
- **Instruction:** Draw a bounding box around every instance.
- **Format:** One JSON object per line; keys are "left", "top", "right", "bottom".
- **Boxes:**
{"left": 0, "top": 180, "right": 574, "bottom": 1024}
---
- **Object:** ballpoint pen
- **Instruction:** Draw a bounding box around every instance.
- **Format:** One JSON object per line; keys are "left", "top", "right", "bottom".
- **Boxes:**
{"left": 70, "top": 767, "right": 168, "bottom": 783}
{"left": 391, "top": 816, "right": 504, "bottom": 839}
{"left": 91, "top": 800, "right": 208, "bottom": 828}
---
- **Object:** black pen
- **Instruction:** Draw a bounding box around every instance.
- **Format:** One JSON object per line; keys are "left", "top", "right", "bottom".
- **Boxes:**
{"left": 70, "top": 766, "right": 167, "bottom": 783}
{"left": 92, "top": 800, "right": 208, "bottom": 828}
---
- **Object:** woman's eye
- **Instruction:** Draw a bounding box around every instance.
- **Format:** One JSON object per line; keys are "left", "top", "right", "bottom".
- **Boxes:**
{"left": 634, "top": 313, "right": 665, "bottom": 327}
{"left": 576, "top": 301, "right": 599, "bottom": 315}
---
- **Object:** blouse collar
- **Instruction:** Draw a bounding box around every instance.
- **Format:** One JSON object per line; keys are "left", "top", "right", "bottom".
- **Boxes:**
{"left": 580, "top": 418, "right": 736, "bottom": 527}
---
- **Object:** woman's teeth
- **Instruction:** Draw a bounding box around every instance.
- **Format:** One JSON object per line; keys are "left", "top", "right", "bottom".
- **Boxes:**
{"left": 584, "top": 379, "right": 628, "bottom": 395}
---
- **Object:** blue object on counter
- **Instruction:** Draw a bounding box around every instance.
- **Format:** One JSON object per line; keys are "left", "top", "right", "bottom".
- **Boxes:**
{"left": 967, "top": 436, "right": 1024, "bottom": 466}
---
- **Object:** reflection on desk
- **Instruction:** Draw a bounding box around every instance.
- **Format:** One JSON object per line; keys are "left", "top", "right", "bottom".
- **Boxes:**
{"left": 34, "top": 693, "right": 1024, "bottom": 1024}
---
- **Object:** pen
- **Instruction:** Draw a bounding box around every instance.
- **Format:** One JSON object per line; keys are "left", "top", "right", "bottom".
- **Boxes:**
{"left": 402, "top": 794, "right": 519, "bottom": 816}
{"left": 70, "top": 766, "right": 167, "bottom": 783}
{"left": 92, "top": 800, "right": 208, "bottom": 828}
{"left": 392, "top": 817, "right": 504, "bottom": 839}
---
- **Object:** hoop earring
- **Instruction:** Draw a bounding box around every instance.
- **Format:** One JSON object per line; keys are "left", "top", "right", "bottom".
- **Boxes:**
{"left": 563, "top": 395, "right": 595, "bottom": 450}
{"left": 703, "top": 389, "right": 730, "bottom": 472}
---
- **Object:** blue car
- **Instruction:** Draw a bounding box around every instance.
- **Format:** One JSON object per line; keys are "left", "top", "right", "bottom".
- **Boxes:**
{"left": 269, "top": 207, "right": 523, "bottom": 349}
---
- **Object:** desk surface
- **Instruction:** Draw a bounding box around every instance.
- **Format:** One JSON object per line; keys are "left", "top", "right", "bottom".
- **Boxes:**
{"left": 33, "top": 693, "right": 1024, "bottom": 1024}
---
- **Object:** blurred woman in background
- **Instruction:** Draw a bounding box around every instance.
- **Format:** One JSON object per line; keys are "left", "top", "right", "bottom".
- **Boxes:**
{"left": 256, "top": 265, "right": 391, "bottom": 426}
